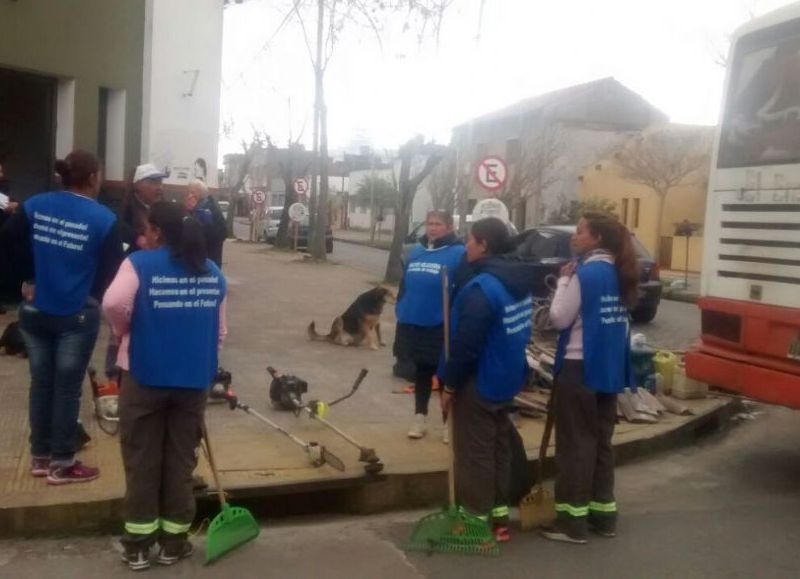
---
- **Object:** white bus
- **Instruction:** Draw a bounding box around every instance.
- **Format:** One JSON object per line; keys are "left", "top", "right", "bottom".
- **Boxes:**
{"left": 686, "top": 2, "right": 800, "bottom": 407}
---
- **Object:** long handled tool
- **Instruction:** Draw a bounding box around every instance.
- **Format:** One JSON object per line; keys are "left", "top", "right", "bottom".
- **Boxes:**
{"left": 268, "top": 367, "right": 384, "bottom": 474}
{"left": 519, "top": 389, "right": 557, "bottom": 530}
{"left": 219, "top": 389, "right": 346, "bottom": 472}
{"left": 406, "top": 266, "right": 498, "bottom": 556}
{"left": 202, "top": 423, "right": 260, "bottom": 564}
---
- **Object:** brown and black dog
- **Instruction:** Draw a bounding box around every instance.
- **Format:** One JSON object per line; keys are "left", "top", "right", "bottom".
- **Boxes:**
{"left": 308, "top": 286, "right": 394, "bottom": 350}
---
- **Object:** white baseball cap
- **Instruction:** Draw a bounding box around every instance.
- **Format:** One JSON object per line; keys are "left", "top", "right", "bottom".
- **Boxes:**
{"left": 133, "top": 163, "right": 167, "bottom": 183}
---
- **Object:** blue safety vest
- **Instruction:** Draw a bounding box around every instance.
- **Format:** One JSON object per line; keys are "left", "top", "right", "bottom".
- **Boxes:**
{"left": 451, "top": 273, "right": 532, "bottom": 402}
{"left": 555, "top": 260, "right": 632, "bottom": 394}
{"left": 129, "top": 247, "right": 226, "bottom": 389}
{"left": 24, "top": 191, "right": 116, "bottom": 315}
{"left": 396, "top": 243, "right": 465, "bottom": 326}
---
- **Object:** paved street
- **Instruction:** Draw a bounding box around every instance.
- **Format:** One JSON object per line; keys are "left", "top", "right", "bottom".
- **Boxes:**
{"left": 1, "top": 404, "right": 797, "bottom": 578}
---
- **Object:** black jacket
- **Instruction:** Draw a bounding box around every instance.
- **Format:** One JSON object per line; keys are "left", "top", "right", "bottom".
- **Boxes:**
{"left": 443, "top": 255, "right": 543, "bottom": 391}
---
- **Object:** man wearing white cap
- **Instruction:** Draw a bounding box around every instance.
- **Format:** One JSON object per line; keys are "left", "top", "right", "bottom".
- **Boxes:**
{"left": 121, "top": 164, "right": 167, "bottom": 254}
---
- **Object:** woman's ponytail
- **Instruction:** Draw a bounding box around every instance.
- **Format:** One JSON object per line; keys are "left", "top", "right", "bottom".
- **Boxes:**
{"left": 147, "top": 202, "right": 209, "bottom": 274}
{"left": 583, "top": 212, "right": 639, "bottom": 309}
{"left": 178, "top": 215, "right": 209, "bottom": 274}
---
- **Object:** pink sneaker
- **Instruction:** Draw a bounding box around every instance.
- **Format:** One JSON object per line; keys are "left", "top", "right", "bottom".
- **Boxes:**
{"left": 47, "top": 461, "right": 100, "bottom": 485}
{"left": 31, "top": 457, "right": 50, "bottom": 478}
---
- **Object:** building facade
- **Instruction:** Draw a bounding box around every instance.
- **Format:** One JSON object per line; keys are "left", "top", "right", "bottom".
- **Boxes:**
{"left": 450, "top": 78, "right": 668, "bottom": 229}
{"left": 0, "top": 0, "right": 225, "bottom": 202}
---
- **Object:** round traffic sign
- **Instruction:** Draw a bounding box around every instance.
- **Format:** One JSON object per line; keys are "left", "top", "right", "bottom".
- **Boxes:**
{"left": 294, "top": 178, "right": 309, "bottom": 195}
{"left": 288, "top": 202, "right": 308, "bottom": 223}
{"left": 475, "top": 156, "right": 508, "bottom": 192}
{"left": 472, "top": 198, "right": 510, "bottom": 224}
{"left": 251, "top": 189, "right": 266, "bottom": 205}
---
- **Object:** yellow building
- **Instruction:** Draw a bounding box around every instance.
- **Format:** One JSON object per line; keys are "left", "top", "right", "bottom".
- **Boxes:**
{"left": 578, "top": 126, "right": 712, "bottom": 272}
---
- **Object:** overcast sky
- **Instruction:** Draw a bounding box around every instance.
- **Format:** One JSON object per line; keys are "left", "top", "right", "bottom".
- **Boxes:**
{"left": 220, "top": 0, "right": 795, "bottom": 156}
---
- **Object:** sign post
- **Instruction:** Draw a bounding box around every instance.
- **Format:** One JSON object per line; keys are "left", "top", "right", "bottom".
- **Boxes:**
{"left": 288, "top": 202, "right": 308, "bottom": 252}
{"left": 293, "top": 178, "right": 309, "bottom": 197}
{"left": 250, "top": 189, "right": 267, "bottom": 242}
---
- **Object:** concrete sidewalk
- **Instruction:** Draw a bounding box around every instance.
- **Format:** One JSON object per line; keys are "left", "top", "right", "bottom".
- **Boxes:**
{"left": 0, "top": 240, "right": 731, "bottom": 537}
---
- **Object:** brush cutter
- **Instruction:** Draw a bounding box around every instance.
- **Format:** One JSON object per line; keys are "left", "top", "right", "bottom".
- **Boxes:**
{"left": 201, "top": 422, "right": 260, "bottom": 564}
{"left": 406, "top": 266, "right": 498, "bottom": 556}
{"left": 267, "top": 366, "right": 384, "bottom": 474}
{"left": 214, "top": 387, "right": 346, "bottom": 472}
{"left": 86, "top": 366, "right": 119, "bottom": 435}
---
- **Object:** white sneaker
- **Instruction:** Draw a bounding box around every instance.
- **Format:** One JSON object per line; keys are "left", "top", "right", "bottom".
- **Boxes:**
{"left": 442, "top": 424, "right": 450, "bottom": 444}
{"left": 407, "top": 414, "right": 427, "bottom": 439}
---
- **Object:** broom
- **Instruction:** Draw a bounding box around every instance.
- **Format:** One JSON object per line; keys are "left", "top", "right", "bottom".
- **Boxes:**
{"left": 519, "top": 387, "right": 556, "bottom": 530}
{"left": 202, "top": 423, "right": 260, "bottom": 564}
{"left": 406, "top": 266, "right": 498, "bottom": 556}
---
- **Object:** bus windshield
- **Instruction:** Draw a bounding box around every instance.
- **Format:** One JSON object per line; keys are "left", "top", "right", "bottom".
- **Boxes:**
{"left": 718, "top": 21, "right": 800, "bottom": 168}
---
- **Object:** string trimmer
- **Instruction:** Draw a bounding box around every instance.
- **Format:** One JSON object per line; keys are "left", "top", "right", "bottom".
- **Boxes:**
{"left": 86, "top": 366, "right": 119, "bottom": 435}
{"left": 266, "top": 366, "right": 383, "bottom": 474}
{"left": 213, "top": 386, "right": 345, "bottom": 472}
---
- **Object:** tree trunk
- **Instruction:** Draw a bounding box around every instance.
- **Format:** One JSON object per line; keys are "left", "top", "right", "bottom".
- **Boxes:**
{"left": 275, "top": 176, "right": 297, "bottom": 248}
{"left": 311, "top": 84, "right": 329, "bottom": 260}
{"left": 385, "top": 149, "right": 443, "bottom": 283}
{"left": 385, "top": 156, "right": 413, "bottom": 283}
{"left": 653, "top": 190, "right": 668, "bottom": 264}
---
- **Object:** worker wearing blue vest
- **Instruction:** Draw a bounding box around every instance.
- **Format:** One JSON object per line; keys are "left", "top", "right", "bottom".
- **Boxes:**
{"left": 394, "top": 210, "right": 465, "bottom": 441}
{"left": 440, "top": 217, "right": 536, "bottom": 543}
{"left": 543, "top": 212, "right": 637, "bottom": 544}
{"left": 103, "top": 202, "right": 227, "bottom": 570}
{"left": 0, "top": 150, "right": 124, "bottom": 485}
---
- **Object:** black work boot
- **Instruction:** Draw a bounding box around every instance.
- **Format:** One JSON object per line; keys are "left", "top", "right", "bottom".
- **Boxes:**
{"left": 120, "top": 533, "right": 157, "bottom": 572}
{"left": 157, "top": 533, "right": 194, "bottom": 566}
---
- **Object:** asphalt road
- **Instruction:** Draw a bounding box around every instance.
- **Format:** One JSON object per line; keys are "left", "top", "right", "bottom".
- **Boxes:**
{"left": 3, "top": 405, "right": 798, "bottom": 578}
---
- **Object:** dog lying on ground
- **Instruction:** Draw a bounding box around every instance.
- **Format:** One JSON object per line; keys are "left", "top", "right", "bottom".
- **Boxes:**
{"left": 308, "top": 286, "right": 394, "bottom": 350}
{"left": 0, "top": 321, "right": 26, "bottom": 357}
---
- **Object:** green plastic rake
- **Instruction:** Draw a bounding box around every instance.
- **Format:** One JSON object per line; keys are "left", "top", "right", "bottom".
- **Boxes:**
{"left": 406, "top": 266, "right": 498, "bottom": 556}
{"left": 202, "top": 424, "right": 260, "bottom": 564}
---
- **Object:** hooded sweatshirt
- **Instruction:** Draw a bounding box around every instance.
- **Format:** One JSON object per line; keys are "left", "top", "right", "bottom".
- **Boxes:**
{"left": 443, "top": 255, "right": 539, "bottom": 402}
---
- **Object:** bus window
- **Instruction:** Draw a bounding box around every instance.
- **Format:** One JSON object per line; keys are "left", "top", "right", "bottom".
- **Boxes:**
{"left": 718, "top": 24, "right": 800, "bottom": 168}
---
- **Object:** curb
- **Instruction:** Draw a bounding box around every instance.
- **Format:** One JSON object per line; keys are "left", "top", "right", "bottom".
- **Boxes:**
{"left": 332, "top": 237, "right": 391, "bottom": 251}
{"left": 0, "top": 398, "right": 739, "bottom": 538}
{"left": 661, "top": 291, "right": 699, "bottom": 304}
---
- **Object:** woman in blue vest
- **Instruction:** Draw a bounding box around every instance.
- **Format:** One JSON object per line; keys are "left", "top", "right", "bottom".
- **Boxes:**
{"left": 103, "top": 202, "right": 227, "bottom": 570}
{"left": 542, "top": 212, "right": 637, "bottom": 544}
{"left": 394, "top": 210, "right": 465, "bottom": 440}
{"left": 440, "top": 217, "right": 535, "bottom": 543}
{"left": 0, "top": 150, "right": 124, "bottom": 485}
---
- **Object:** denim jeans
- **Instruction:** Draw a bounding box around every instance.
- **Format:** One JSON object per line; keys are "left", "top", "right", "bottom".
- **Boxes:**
{"left": 19, "top": 302, "right": 100, "bottom": 465}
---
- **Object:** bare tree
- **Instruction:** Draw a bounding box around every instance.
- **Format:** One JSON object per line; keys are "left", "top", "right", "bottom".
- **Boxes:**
{"left": 274, "top": 142, "right": 314, "bottom": 248}
{"left": 614, "top": 126, "right": 712, "bottom": 262}
{"left": 500, "top": 123, "right": 564, "bottom": 229}
{"left": 223, "top": 132, "right": 269, "bottom": 237}
{"left": 547, "top": 196, "right": 618, "bottom": 225}
{"left": 288, "top": 0, "right": 466, "bottom": 261}
{"left": 427, "top": 149, "right": 457, "bottom": 213}
{"left": 385, "top": 136, "right": 446, "bottom": 283}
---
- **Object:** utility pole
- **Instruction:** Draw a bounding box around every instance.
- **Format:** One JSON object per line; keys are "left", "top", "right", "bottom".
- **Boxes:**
{"left": 369, "top": 151, "right": 377, "bottom": 244}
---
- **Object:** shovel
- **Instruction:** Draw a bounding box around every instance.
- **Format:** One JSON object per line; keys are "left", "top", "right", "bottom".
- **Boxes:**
{"left": 519, "top": 388, "right": 556, "bottom": 530}
{"left": 201, "top": 423, "right": 260, "bottom": 564}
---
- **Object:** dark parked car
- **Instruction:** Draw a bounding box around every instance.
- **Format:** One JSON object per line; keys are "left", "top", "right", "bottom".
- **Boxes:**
{"left": 512, "top": 225, "right": 662, "bottom": 323}
{"left": 265, "top": 216, "right": 333, "bottom": 253}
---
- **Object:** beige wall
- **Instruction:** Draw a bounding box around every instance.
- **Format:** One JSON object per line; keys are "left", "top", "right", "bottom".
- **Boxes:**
{"left": 579, "top": 161, "right": 707, "bottom": 271}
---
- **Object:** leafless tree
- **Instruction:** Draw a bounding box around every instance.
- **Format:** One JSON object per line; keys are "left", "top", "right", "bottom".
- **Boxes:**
{"left": 223, "top": 132, "right": 269, "bottom": 236}
{"left": 614, "top": 126, "right": 712, "bottom": 262}
{"left": 274, "top": 141, "right": 315, "bottom": 248}
{"left": 427, "top": 149, "right": 457, "bottom": 213}
{"left": 385, "top": 136, "right": 446, "bottom": 283}
{"left": 287, "top": 0, "right": 465, "bottom": 261}
{"left": 500, "top": 123, "right": 564, "bottom": 229}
